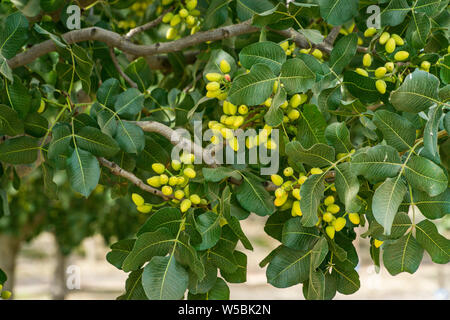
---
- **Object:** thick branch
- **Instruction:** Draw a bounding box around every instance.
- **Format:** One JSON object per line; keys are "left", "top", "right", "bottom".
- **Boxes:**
{"left": 324, "top": 26, "right": 341, "bottom": 46}
{"left": 8, "top": 21, "right": 259, "bottom": 69}
{"left": 109, "top": 47, "right": 138, "bottom": 88}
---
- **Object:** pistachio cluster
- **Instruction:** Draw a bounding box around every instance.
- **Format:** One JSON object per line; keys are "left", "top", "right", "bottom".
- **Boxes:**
{"left": 356, "top": 29, "right": 420, "bottom": 93}
{"left": 162, "top": 0, "right": 201, "bottom": 40}
{"left": 131, "top": 153, "right": 207, "bottom": 214}
{"left": 270, "top": 166, "right": 362, "bottom": 239}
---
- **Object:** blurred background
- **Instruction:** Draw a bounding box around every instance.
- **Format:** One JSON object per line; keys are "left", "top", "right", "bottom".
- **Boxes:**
{"left": 1, "top": 170, "right": 449, "bottom": 300}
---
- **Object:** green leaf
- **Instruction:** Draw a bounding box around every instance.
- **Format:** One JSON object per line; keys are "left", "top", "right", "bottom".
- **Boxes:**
{"left": 122, "top": 228, "right": 174, "bottom": 272}
{"left": 106, "top": 239, "right": 136, "bottom": 270}
{"left": 331, "top": 260, "right": 360, "bottom": 295}
{"left": 373, "top": 110, "right": 416, "bottom": 152}
{"left": 440, "top": 54, "right": 450, "bottom": 84}
{"left": 0, "top": 136, "right": 38, "bottom": 164}
{"left": 208, "top": 243, "right": 238, "bottom": 274}
{"left": 97, "top": 78, "right": 121, "bottom": 109}
{"left": 343, "top": 71, "right": 390, "bottom": 104}
{"left": 372, "top": 176, "right": 407, "bottom": 235}
{"left": 0, "top": 104, "right": 24, "bottom": 136}
{"left": 23, "top": 112, "right": 48, "bottom": 137}
{"left": 423, "top": 106, "right": 443, "bottom": 160}
{"left": 319, "top": 0, "right": 358, "bottom": 25}
{"left": 202, "top": 167, "right": 242, "bottom": 183}
{"left": 5, "top": 76, "right": 31, "bottom": 118}
{"left": 279, "top": 58, "right": 316, "bottom": 94}
{"left": 362, "top": 212, "right": 411, "bottom": 240}
{"left": 266, "top": 246, "right": 311, "bottom": 288}
{"left": 415, "top": 220, "right": 450, "bottom": 264}
{"left": 328, "top": 34, "right": 358, "bottom": 74}
{"left": 239, "top": 41, "right": 286, "bottom": 75}
{"left": 40, "top": 0, "right": 64, "bottom": 12}
{"left": 117, "top": 269, "right": 147, "bottom": 300}
{"left": 236, "top": 0, "right": 274, "bottom": 21}
{"left": 303, "top": 271, "right": 336, "bottom": 300}
{"left": 66, "top": 148, "right": 100, "bottom": 197}
{"left": 220, "top": 251, "right": 247, "bottom": 283}
{"left": 407, "top": 12, "right": 431, "bottom": 49}
{"left": 0, "top": 268, "right": 6, "bottom": 285}
{"left": 299, "top": 29, "right": 325, "bottom": 44}
{"left": 228, "top": 64, "right": 276, "bottom": 106}
{"left": 194, "top": 211, "right": 221, "bottom": 251}
{"left": 300, "top": 173, "right": 326, "bottom": 227}
{"left": 351, "top": 145, "right": 402, "bottom": 184}
{"left": 410, "top": 189, "right": 450, "bottom": 220}
{"left": 264, "top": 87, "right": 286, "bottom": 127}
{"left": 383, "top": 232, "right": 424, "bottom": 275}
{"left": 0, "top": 12, "right": 29, "bottom": 59}
{"left": 0, "top": 54, "right": 13, "bottom": 81}
{"left": 137, "top": 207, "right": 182, "bottom": 236}
{"left": 124, "top": 57, "right": 153, "bottom": 91}
{"left": 136, "top": 136, "right": 170, "bottom": 171}
{"left": 334, "top": 162, "right": 360, "bottom": 213}
{"left": 404, "top": 155, "right": 448, "bottom": 197}
{"left": 281, "top": 217, "right": 320, "bottom": 250}
{"left": 75, "top": 126, "right": 120, "bottom": 157}
{"left": 296, "top": 104, "right": 327, "bottom": 149}
{"left": 189, "top": 277, "right": 230, "bottom": 300}
{"left": 390, "top": 70, "right": 440, "bottom": 113}
{"left": 203, "top": 0, "right": 231, "bottom": 30}
{"left": 114, "top": 122, "right": 145, "bottom": 154}
{"left": 381, "top": 0, "right": 410, "bottom": 26}
{"left": 285, "top": 142, "right": 334, "bottom": 167}
{"left": 188, "top": 254, "right": 217, "bottom": 295}
{"left": 311, "top": 237, "right": 329, "bottom": 270}
{"left": 221, "top": 186, "right": 253, "bottom": 250}
{"left": 114, "top": 88, "right": 145, "bottom": 118}
{"left": 324, "top": 122, "right": 353, "bottom": 153}
{"left": 142, "top": 256, "right": 189, "bottom": 300}
{"left": 48, "top": 123, "right": 72, "bottom": 160}
{"left": 236, "top": 175, "right": 275, "bottom": 216}
{"left": 264, "top": 210, "right": 291, "bottom": 242}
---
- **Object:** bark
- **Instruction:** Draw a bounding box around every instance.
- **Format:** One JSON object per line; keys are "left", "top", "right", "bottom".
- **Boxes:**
{"left": 50, "top": 238, "right": 67, "bottom": 300}
{"left": 0, "top": 234, "right": 21, "bottom": 294}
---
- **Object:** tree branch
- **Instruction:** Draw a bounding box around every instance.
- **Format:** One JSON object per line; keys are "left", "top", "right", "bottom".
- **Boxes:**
{"left": 8, "top": 21, "right": 259, "bottom": 69}
{"left": 324, "top": 26, "right": 341, "bottom": 46}
{"left": 98, "top": 157, "right": 175, "bottom": 200}
{"left": 134, "top": 120, "right": 220, "bottom": 166}
{"left": 124, "top": 8, "right": 171, "bottom": 40}
{"left": 109, "top": 47, "right": 138, "bottom": 88}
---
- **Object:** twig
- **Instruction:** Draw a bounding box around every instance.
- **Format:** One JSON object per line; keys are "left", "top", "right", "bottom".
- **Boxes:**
{"left": 109, "top": 47, "right": 138, "bottom": 88}
{"left": 125, "top": 8, "right": 172, "bottom": 40}
{"left": 98, "top": 157, "right": 174, "bottom": 200}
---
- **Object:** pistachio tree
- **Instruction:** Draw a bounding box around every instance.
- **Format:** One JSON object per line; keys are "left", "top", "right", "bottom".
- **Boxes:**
{"left": 0, "top": 0, "right": 449, "bottom": 300}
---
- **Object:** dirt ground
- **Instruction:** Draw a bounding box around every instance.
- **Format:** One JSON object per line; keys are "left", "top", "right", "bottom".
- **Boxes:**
{"left": 12, "top": 215, "right": 450, "bottom": 300}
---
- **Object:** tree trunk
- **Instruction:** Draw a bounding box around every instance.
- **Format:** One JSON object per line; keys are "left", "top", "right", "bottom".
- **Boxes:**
{"left": 0, "top": 234, "right": 21, "bottom": 294}
{"left": 50, "top": 238, "right": 67, "bottom": 300}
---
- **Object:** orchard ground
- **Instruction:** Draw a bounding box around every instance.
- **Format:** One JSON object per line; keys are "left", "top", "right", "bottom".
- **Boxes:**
{"left": 13, "top": 215, "right": 450, "bottom": 300}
